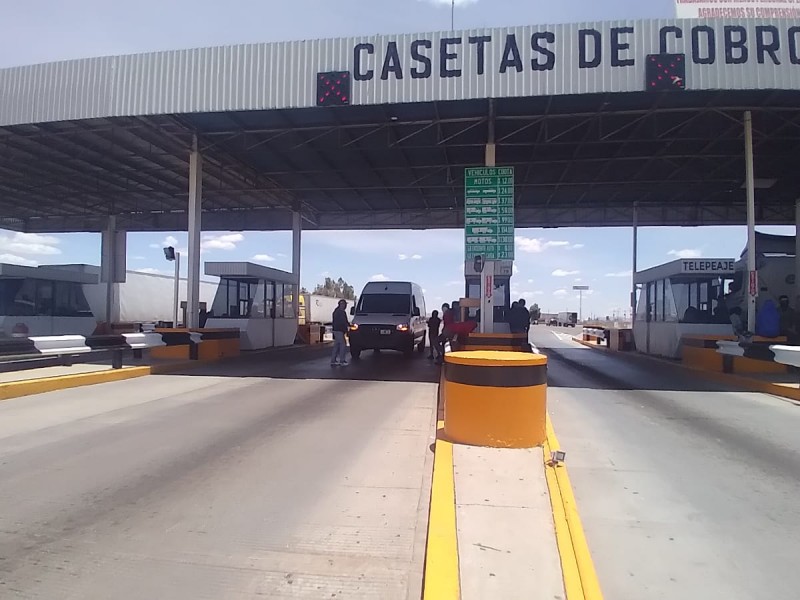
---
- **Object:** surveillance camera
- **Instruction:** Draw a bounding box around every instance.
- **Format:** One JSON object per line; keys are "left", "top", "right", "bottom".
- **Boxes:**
{"left": 163, "top": 246, "right": 176, "bottom": 261}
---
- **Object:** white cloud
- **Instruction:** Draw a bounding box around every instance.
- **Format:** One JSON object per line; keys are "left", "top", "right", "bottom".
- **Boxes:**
{"left": 605, "top": 271, "right": 632, "bottom": 278}
{"left": 370, "top": 274, "right": 390, "bottom": 281}
{"left": 446, "top": 280, "right": 462, "bottom": 287}
{"left": 515, "top": 236, "right": 582, "bottom": 254}
{"left": 527, "top": 279, "right": 534, "bottom": 284}
{"left": 0, "top": 232, "right": 61, "bottom": 256}
{"left": 668, "top": 248, "right": 702, "bottom": 259}
{"left": 132, "top": 255, "right": 146, "bottom": 260}
{"left": 552, "top": 269, "right": 580, "bottom": 277}
{"left": 202, "top": 232, "right": 244, "bottom": 251}
{"left": 553, "top": 289, "right": 568, "bottom": 297}
{"left": 0, "top": 253, "right": 38, "bottom": 267}
{"left": 253, "top": 254, "right": 276, "bottom": 263}
{"left": 398, "top": 253, "right": 422, "bottom": 261}
{"left": 150, "top": 235, "right": 179, "bottom": 249}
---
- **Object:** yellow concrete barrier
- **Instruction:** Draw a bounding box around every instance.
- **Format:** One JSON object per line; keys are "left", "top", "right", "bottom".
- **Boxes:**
{"left": 443, "top": 350, "right": 547, "bottom": 448}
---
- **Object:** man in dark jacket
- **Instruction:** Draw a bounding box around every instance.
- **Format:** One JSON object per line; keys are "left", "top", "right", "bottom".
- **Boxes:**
{"left": 427, "top": 310, "right": 442, "bottom": 360}
{"left": 509, "top": 299, "right": 530, "bottom": 334}
{"left": 331, "top": 299, "right": 350, "bottom": 366}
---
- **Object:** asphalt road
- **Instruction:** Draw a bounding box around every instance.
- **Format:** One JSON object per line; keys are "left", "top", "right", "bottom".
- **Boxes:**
{"left": 530, "top": 326, "right": 800, "bottom": 599}
{"left": 0, "top": 347, "right": 439, "bottom": 599}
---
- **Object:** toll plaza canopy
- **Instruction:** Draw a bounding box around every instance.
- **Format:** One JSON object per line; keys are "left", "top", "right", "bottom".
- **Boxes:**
{"left": 1, "top": 18, "right": 800, "bottom": 233}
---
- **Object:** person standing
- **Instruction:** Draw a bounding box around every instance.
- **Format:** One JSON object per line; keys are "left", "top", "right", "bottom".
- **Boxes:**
{"left": 518, "top": 299, "right": 531, "bottom": 334}
{"left": 436, "top": 303, "right": 454, "bottom": 364}
{"left": 427, "top": 310, "right": 442, "bottom": 360}
{"left": 331, "top": 299, "right": 350, "bottom": 366}
{"left": 509, "top": 300, "right": 527, "bottom": 334}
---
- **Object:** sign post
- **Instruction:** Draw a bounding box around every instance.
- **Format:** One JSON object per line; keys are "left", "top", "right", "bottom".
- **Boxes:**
{"left": 465, "top": 166, "right": 515, "bottom": 333}
{"left": 573, "top": 285, "right": 590, "bottom": 323}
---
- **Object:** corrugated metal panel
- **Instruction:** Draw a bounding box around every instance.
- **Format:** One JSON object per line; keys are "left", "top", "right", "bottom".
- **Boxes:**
{"left": 1, "top": 18, "right": 799, "bottom": 127}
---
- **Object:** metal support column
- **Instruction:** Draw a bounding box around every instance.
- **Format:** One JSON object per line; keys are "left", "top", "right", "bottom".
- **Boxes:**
{"left": 744, "top": 111, "right": 757, "bottom": 332}
{"left": 101, "top": 216, "right": 126, "bottom": 326}
{"left": 187, "top": 135, "right": 203, "bottom": 329}
{"left": 631, "top": 203, "right": 638, "bottom": 323}
{"left": 292, "top": 207, "right": 302, "bottom": 319}
{"left": 480, "top": 100, "right": 497, "bottom": 334}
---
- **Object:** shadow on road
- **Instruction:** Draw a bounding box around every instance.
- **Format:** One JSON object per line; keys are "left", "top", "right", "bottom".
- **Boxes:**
{"left": 160, "top": 345, "right": 441, "bottom": 385}
{"left": 542, "top": 346, "right": 763, "bottom": 395}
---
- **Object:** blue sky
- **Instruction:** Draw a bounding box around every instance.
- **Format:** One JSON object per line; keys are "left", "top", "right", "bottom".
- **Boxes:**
{"left": 0, "top": 0, "right": 789, "bottom": 318}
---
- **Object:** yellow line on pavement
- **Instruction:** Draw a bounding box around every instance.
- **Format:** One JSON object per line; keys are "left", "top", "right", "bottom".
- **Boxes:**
{"left": 422, "top": 421, "right": 460, "bottom": 600}
{"left": 0, "top": 360, "right": 201, "bottom": 403}
{"left": 0, "top": 367, "right": 152, "bottom": 402}
{"left": 545, "top": 414, "right": 604, "bottom": 600}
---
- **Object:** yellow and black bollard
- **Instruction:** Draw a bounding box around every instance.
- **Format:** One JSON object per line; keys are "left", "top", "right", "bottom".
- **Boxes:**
{"left": 442, "top": 350, "right": 547, "bottom": 448}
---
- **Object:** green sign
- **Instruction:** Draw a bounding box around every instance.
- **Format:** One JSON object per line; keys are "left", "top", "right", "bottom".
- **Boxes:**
{"left": 464, "top": 166, "right": 515, "bottom": 260}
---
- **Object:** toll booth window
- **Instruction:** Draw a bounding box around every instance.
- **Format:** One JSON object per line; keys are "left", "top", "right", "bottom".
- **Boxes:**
{"left": 211, "top": 279, "right": 257, "bottom": 318}
{"left": 0, "top": 279, "right": 35, "bottom": 316}
{"left": 664, "top": 280, "right": 678, "bottom": 322}
{"left": 635, "top": 286, "right": 647, "bottom": 320}
{"left": 647, "top": 282, "right": 656, "bottom": 322}
{"left": 53, "top": 282, "right": 92, "bottom": 317}
{"left": 672, "top": 278, "right": 721, "bottom": 324}
{"left": 275, "top": 284, "right": 285, "bottom": 319}
{"left": 35, "top": 281, "right": 54, "bottom": 316}
{"left": 251, "top": 281, "right": 274, "bottom": 319}
{"left": 283, "top": 285, "right": 296, "bottom": 320}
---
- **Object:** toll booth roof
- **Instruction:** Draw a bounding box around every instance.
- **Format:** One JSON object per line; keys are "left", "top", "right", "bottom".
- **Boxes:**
{"left": 633, "top": 258, "right": 736, "bottom": 285}
{"left": 204, "top": 262, "right": 296, "bottom": 284}
{"left": 0, "top": 263, "right": 99, "bottom": 284}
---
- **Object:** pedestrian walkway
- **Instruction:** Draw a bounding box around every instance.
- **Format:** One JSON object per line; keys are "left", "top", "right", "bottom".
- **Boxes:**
{"left": 454, "top": 444, "right": 565, "bottom": 599}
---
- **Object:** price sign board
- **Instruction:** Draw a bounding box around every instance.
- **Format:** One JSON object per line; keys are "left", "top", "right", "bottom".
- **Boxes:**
{"left": 464, "top": 166, "right": 515, "bottom": 261}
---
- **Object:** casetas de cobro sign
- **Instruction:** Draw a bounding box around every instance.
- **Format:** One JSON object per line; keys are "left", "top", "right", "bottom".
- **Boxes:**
{"left": 351, "top": 22, "right": 800, "bottom": 82}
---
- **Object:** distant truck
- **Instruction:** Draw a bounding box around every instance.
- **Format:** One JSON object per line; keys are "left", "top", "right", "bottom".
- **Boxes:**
{"left": 298, "top": 293, "right": 345, "bottom": 326}
{"left": 557, "top": 311, "right": 578, "bottom": 327}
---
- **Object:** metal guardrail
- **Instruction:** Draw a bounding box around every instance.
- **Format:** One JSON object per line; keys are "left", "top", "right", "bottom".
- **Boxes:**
{"left": 0, "top": 332, "right": 200, "bottom": 371}
{"left": 769, "top": 345, "right": 800, "bottom": 367}
{"left": 716, "top": 339, "right": 800, "bottom": 368}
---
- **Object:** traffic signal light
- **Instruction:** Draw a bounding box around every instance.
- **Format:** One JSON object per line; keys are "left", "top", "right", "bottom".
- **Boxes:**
{"left": 316, "top": 71, "right": 351, "bottom": 107}
{"left": 645, "top": 54, "right": 686, "bottom": 91}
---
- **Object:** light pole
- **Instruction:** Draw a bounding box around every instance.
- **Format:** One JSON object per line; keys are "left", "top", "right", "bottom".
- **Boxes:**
{"left": 573, "top": 285, "right": 589, "bottom": 323}
{"left": 164, "top": 246, "right": 180, "bottom": 327}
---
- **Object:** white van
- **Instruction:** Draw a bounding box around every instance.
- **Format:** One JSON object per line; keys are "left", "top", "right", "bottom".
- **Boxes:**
{"left": 348, "top": 281, "right": 427, "bottom": 359}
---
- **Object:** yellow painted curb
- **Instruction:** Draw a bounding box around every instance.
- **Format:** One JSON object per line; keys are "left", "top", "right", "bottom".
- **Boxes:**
{"left": 0, "top": 366, "right": 152, "bottom": 401}
{"left": 545, "top": 414, "right": 604, "bottom": 600}
{"left": 0, "top": 360, "right": 202, "bottom": 402}
{"left": 422, "top": 421, "right": 460, "bottom": 600}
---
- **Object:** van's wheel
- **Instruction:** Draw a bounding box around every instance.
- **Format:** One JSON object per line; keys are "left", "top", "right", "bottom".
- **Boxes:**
{"left": 350, "top": 347, "right": 362, "bottom": 360}
{"left": 417, "top": 337, "right": 426, "bottom": 353}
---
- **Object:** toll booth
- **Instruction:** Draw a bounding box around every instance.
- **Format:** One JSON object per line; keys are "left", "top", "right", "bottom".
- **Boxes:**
{"left": 464, "top": 260, "right": 513, "bottom": 333}
{"left": 203, "top": 262, "right": 298, "bottom": 351}
{"left": 633, "top": 258, "right": 737, "bottom": 358}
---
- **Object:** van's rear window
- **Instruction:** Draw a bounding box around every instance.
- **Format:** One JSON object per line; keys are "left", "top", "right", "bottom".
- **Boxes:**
{"left": 357, "top": 294, "right": 410, "bottom": 314}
